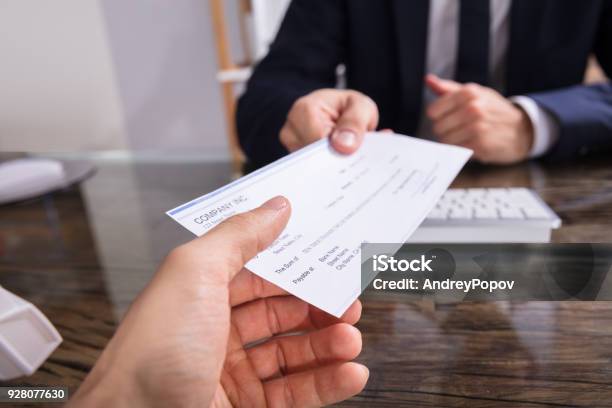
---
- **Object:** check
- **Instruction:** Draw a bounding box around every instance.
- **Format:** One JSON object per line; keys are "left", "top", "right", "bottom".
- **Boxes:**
{"left": 167, "top": 133, "right": 471, "bottom": 317}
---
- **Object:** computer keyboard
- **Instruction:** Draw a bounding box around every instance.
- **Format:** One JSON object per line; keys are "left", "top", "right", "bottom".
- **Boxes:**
{"left": 425, "top": 188, "right": 561, "bottom": 226}
{"left": 409, "top": 188, "right": 561, "bottom": 243}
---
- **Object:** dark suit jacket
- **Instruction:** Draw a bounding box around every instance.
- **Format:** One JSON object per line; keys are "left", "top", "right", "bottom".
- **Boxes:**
{"left": 237, "top": 0, "right": 612, "bottom": 167}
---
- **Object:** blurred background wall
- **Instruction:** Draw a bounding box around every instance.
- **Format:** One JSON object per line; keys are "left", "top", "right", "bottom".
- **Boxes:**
{"left": 0, "top": 0, "right": 126, "bottom": 152}
{"left": 0, "top": 0, "right": 233, "bottom": 159}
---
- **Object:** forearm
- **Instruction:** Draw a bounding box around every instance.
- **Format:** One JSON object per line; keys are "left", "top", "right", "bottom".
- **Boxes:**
{"left": 235, "top": 0, "right": 346, "bottom": 167}
{"left": 237, "top": 81, "right": 318, "bottom": 167}
{"left": 527, "top": 82, "right": 612, "bottom": 160}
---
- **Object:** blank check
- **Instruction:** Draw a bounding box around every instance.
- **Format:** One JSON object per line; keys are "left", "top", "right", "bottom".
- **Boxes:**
{"left": 167, "top": 133, "right": 471, "bottom": 317}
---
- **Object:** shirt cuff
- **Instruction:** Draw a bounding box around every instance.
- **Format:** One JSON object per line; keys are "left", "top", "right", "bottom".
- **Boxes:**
{"left": 510, "top": 96, "right": 560, "bottom": 158}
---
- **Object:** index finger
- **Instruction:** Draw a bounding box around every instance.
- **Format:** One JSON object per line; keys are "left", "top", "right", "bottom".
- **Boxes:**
{"left": 427, "top": 88, "right": 473, "bottom": 121}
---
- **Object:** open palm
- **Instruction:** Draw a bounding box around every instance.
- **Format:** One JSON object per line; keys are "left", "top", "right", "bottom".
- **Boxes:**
{"left": 210, "top": 270, "right": 367, "bottom": 407}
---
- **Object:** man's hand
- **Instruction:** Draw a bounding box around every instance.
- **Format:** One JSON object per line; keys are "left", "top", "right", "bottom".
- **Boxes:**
{"left": 426, "top": 74, "right": 534, "bottom": 164}
{"left": 281, "top": 89, "right": 379, "bottom": 154}
{"left": 70, "top": 196, "right": 368, "bottom": 408}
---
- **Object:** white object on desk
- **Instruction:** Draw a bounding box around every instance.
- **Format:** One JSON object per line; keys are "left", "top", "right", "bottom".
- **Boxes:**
{"left": 0, "top": 159, "right": 65, "bottom": 204}
{"left": 409, "top": 188, "right": 561, "bottom": 243}
{"left": 0, "top": 158, "right": 94, "bottom": 205}
{"left": 0, "top": 286, "right": 62, "bottom": 380}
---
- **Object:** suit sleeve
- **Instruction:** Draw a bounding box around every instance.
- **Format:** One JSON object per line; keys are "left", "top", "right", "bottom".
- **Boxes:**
{"left": 236, "top": 0, "right": 347, "bottom": 167}
{"left": 527, "top": 1, "right": 612, "bottom": 160}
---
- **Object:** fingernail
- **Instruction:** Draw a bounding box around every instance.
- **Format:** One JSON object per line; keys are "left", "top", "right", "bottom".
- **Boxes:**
{"left": 333, "top": 130, "right": 357, "bottom": 148}
{"left": 356, "top": 363, "right": 370, "bottom": 379}
{"left": 262, "top": 196, "right": 289, "bottom": 211}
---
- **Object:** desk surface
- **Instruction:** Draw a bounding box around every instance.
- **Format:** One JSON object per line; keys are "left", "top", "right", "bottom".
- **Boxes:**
{"left": 1, "top": 155, "right": 612, "bottom": 407}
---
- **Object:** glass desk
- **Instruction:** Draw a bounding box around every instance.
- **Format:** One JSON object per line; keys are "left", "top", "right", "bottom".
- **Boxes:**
{"left": 1, "top": 154, "right": 612, "bottom": 407}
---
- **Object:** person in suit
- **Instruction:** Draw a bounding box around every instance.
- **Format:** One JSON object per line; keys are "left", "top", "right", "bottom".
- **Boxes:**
{"left": 237, "top": 0, "right": 612, "bottom": 168}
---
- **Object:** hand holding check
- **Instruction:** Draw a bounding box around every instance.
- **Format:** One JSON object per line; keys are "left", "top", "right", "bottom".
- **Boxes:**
{"left": 70, "top": 197, "right": 367, "bottom": 407}
{"left": 280, "top": 89, "right": 379, "bottom": 154}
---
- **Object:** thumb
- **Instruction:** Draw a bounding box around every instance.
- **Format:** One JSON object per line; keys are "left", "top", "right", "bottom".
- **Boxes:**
{"left": 331, "top": 92, "right": 379, "bottom": 155}
{"left": 186, "top": 196, "right": 291, "bottom": 282}
{"left": 425, "top": 74, "right": 462, "bottom": 96}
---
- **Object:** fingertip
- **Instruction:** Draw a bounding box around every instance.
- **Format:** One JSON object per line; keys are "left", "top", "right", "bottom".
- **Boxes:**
{"left": 331, "top": 129, "right": 363, "bottom": 155}
{"left": 425, "top": 73, "right": 439, "bottom": 85}
{"left": 261, "top": 196, "right": 290, "bottom": 212}
{"left": 330, "top": 323, "right": 363, "bottom": 359}
{"left": 341, "top": 300, "right": 362, "bottom": 324}
{"left": 339, "top": 362, "right": 370, "bottom": 394}
{"left": 426, "top": 74, "right": 459, "bottom": 96}
{"left": 354, "top": 362, "right": 370, "bottom": 381}
{"left": 259, "top": 196, "right": 292, "bottom": 230}
{"left": 425, "top": 73, "right": 442, "bottom": 88}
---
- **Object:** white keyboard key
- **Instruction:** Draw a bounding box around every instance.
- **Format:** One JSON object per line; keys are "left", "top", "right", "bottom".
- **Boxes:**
{"left": 499, "top": 207, "right": 524, "bottom": 219}
{"left": 474, "top": 207, "right": 499, "bottom": 219}
{"left": 488, "top": 188, "right": 510, "bottom": 197}
{"left": 465, "top": 188, "right": 487, "bottom": 198}
{"left": 444, "top": 189, "right": 466, "bottom": 199}
{"left": 522, "top": 206, "right": 549, "bottom": 219}
{"left": 427, "top": 208, "right": 447, "bottom": 220}
{"left": 508, "top": 188, "right": 537, "bottom": 204}
{"left": 435, "top": 203, "right": 452, "bottom": 213}
{"left": 477, "top": 196, "right": 499, "bottom": 207}
{"left": 449, "top": 207, "right": 472, "bottom": 219}
{"left": 508, "top": 187, "right": 531, "bottom": 197}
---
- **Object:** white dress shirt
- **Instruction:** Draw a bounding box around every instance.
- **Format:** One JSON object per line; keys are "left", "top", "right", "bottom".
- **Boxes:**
{"left": 418, "top": 0, "right": 559, "bottom": 157}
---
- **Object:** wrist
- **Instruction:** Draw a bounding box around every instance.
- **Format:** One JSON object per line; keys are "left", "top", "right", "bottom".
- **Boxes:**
{"left": 513, "top": 104, "right": 535, "bottom": 158}
{"left": 69, "top": 371, "right": 135, "bottom": 407}
{"left": 68, "top": 345, "right": 147, "bottom": 407}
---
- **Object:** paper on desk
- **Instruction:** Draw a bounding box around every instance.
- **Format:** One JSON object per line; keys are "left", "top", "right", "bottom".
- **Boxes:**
{"left": 167, "top": 132, "right": 472, "bottom": 317}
